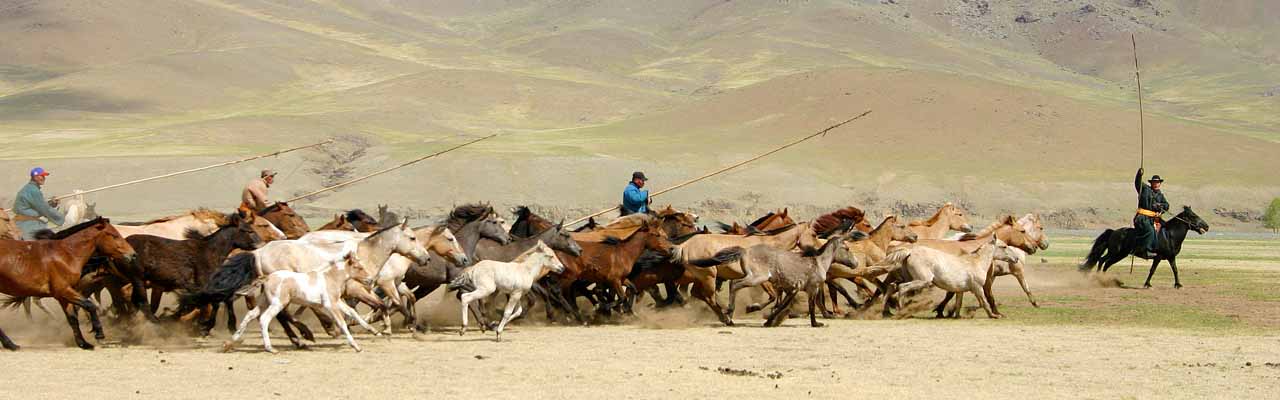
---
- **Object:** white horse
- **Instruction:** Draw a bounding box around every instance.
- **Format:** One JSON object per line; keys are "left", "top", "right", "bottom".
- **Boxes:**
{"left": 226, "top": 251, "right": 379, "bottom": 353}
{"left": 300, "top": 224, "right": 467, "bottom": 333}
{"left": 879, "top": 237, "right": 1019, "bottom": 319}
{"left": 449, "top": 241, "right": 565, "bottom": 341}
{"left": 54, "top": 191, "right": 96, "bottom": 230}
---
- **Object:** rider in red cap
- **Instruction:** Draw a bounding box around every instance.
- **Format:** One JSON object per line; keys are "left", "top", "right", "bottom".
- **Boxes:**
{"left": 12, "top": 167, "right": 65, "bottom": 239}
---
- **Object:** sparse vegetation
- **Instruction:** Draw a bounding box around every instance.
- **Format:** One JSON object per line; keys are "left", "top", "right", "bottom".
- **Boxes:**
{"left": 1265, "top": 198, "right": 1280, "bottom": 233}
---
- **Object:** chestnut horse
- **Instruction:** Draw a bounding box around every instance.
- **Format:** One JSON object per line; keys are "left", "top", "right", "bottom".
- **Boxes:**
{"left": 556, "top": 215, "right": 674, "bottom": 317}
{"left": 258, "top": 202, "right": 311, "bottom": 239}
{"left": 0, "top": 218, "right": 138, "bottom": 350}
{"left": 317, "top": 209, "right": 380, "bottom": 232}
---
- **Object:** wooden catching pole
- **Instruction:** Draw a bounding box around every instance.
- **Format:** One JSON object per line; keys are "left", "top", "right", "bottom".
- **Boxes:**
{"left": 285, "top": 134, "right": 497, "bottom": 203}
{"left": 1130, "top": 34, "right": 1145, "bottom": 275}
{"left": 567, "top": 110, "right": 873, "bottom": 226}
{"left": 27, "top": 139, "right": 332, "bottom": 205}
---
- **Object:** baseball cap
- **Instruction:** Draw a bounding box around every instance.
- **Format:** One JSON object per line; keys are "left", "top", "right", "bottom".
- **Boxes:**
{"left": 632, "top": 171, "right": 648, "bottom": 181}
{"left": 30, "top": 167, "right": 50, "bottom": 177}
{"left": 261, "top": 169, "right": 278, "bottom": 178}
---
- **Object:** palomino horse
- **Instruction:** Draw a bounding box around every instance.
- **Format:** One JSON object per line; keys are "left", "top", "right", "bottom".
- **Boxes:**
{"left": 451, "top": 242, "right": 566, "bottom": 341}
{"left": 674, "top": 221, "right": 820, "bottom": 325}
{"left": 115, "top": 208, "right": 232, "bottom": 240}
{"left": 906, "top": 203, "right": 974, "bottom": 240}
{"left": 257, "top": 202, "right": 311, "bottom": 239}
{"left": 0, "top": 218, "right": 138, "bottom": 350}
{"left": 0, "top": 209, "right": 18, "bottom": 240}
{"left": 878, "top": 237, "right": 1021, "bottom": 319}
{"left": 1080, "top": 206, "right": 1209, "bottom": 288}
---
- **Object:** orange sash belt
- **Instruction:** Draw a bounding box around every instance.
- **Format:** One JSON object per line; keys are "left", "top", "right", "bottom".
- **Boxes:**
{"left": 13, "top": 214, "right": 42, "bottom": 222}
{"left": 1136, "top": 208, "right": 1160, "bottom": 218}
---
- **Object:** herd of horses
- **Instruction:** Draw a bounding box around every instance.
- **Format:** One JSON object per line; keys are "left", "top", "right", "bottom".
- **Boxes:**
{"left": 0, "top": 199, "right": 1210, "bottom": 352}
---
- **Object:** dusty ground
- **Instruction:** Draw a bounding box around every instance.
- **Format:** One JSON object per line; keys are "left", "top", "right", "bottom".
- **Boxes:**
{"left": 2, "top": 236, "right": 1278, "bottom": 399}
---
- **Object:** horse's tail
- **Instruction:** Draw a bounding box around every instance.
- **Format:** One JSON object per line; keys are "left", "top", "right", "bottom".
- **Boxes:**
{"left": 447, "top": 270, "right": 476, "bottom": 293}
{"left": 0, "top": 296, "right": 28, "bottom": 310}
{"left": 687, "top": 247, "right": 743, "bottom": 268}
{"left": 1079, "top": 229, "right": 1114, "bottom": 272}
{"left": 863, "top": 246, "right": 913, "bottom": 276}
{"left": 178, "top": 252, "right": 257, "bottom": 311}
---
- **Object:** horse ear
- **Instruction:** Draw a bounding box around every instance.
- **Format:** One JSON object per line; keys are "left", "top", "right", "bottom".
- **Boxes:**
{"left": 401, "top": 217, "right": 410, "bottom": 228}
{"left": 1002, "top": 215, "right": 1016, "bottom": 225}
{"left": 556, "top": 219, "right": 565, "bottom": 230}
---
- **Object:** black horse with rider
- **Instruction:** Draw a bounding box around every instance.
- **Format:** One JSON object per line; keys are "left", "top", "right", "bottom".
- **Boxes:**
{"left": 1079, "top": 168, "right": 1210, "bottom": 288}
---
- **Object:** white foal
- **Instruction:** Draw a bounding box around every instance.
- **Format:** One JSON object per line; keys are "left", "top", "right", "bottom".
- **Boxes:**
{"left": 449, "top": 241, "right": 564, "bottom": 341}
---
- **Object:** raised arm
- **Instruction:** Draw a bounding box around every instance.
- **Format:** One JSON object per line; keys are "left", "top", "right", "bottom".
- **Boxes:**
{"left": 1134, "top": 167, "right": 1145, "bottom": 193}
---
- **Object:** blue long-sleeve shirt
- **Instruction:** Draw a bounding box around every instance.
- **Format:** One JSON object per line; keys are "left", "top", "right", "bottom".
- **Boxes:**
{"left": 13, "top": 181, "right": 64, "bottom": 238}
{"left": 621, "top": 182, "right": 648, "bottom": 215}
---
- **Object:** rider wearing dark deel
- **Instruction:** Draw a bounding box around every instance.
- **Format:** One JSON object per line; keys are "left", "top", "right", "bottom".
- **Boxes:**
{"left": 1133, "top": 167, "right": 1168, "bottom": 258}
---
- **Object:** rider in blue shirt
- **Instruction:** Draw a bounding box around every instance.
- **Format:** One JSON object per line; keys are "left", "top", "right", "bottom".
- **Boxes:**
{"left": 621, "top": 171, "right": 650, "bottom": 216}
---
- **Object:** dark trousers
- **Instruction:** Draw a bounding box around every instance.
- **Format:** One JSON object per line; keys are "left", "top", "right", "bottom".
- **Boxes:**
{"left": 1132, "top": 215, "right": 1158, "bottom": 251}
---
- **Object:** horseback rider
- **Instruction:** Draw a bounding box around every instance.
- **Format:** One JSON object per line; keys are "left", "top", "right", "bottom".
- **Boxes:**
{"left": 240, "top": 169, "right": 276, "bottom": 215}
{"left": 12, "top": 167, "right": 65, "bottom": 240}
{"left": 620, "top": 171, "right": 651, "bottom": 216}
{"left": 1134, "top": 167, "right": 1169, "bottom": 258}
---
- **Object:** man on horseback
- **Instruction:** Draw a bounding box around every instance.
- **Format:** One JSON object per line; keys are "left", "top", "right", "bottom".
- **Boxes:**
{"left": 1133, "top": 167, "right": 1169, "bottom": 258}
{"left": 12, "top": 167, "right": 65, "bottom": 240}
{"left": 240, "top": 169, "right": 276, "bottom": 215}
{"left": 621, "top": 171, "right": 651, "bottom": 216}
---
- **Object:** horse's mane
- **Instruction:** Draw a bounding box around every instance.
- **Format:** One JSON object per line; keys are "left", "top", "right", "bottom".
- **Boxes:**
{"left": 812, "top": 206, "right": 865, "bottom": 237}
{"left": 961, "top": 215, "right": 1015, "bottom": 240}
{"left": 747, "top": 212, "right": 777, "bottom": 228}
{"left": 512, "top": 242, "right": 550, "bottom": 263}
{"left": 448, "top": 203, "right": 493, "bottom": 232}
{"left": 50, "top": 217, "right": 108, "bottom": 239}
{"left": 346, "top": 209, "right": 375, "bottom": 224}
{"left": 368, "top": 222, "right": 401, "bottom": 238}
{"left": 126, "top": 208, "right": 231, "bottom": 227}
{"left": 909, "top": 203, "right": 952, "bottom": 226}
{"left": 670, "top": 227, "right": 707, "bottom": 245}
{"left": 184, "top": 213, "right": 245, "bottom": 241}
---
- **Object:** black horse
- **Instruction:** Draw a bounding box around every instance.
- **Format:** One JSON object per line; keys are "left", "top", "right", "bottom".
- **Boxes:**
{"left": 1079, "top": 206, "right": 1210, "bottom": 288}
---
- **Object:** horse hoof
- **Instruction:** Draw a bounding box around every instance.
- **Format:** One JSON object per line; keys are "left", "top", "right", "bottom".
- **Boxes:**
{"left": 745, "top": 304, "right": 763, "bottom": 313}
{"left": 3, "top": 344, "right": 18, "bottom": 351}
{"left": 78, "top": 343, "right": 95, "bottom": 350}
{"left": 812, "top": 322, "right": 826, "bottom": 328}
{"left": 991, "top": 314, "right": 1004, "bottom": 319}
{"left": 1031, "top": 302, "right": 1040, "bottom": 308}
{"left": 222, "top": 342, "right": 235, "bottom": 352}
{"left": 1174, "top": 284, "right": 1183, "bottom": 289}
{"left": 1142, "top": 284, "right": 1152, "bottom": 289}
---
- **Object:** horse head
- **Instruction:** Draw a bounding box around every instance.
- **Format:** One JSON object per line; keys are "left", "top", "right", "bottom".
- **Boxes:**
{"left": 1175, "top": 206, "right": 1210, "bottom": 234}
{"left": 542, "top": 220, "right": 582, "bottom": 257}
{"left": 260, "top": 202, "right": 310, "bottom": 239}
{"left": 1019, "top": 213, "right": 1050, "bottom": 251}
{"left": 944, "top": 203, "right": 974, "bottom": 233}
{"left": 423, "top": 225, "right": 469, "bottom": 267}
{"left": 884, "top": 215, "right": 917, "bottom": 243}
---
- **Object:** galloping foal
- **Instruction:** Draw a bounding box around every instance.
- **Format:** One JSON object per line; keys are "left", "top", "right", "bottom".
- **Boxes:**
{"left": 449, "top": 242, "right": 566, "bottom": 341}
{"left": 225, "top": 250, "right": 380, "bottom": 353}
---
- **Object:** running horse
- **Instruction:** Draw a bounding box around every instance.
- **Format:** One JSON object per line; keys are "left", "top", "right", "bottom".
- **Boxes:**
{"left": 317, "top": 209, "right": 380, "bottom": 232}
{"left": 257, "top": 202, "right": 311, "bottom": 239}
{"left": 1080, "top": 206, "right": 1209, "bottom": 288}
{"left": 906, "top": 203, "right": 974, "bottom": 239}
{"left": 114, "top": 208, "right": 232, "bottom": 240}
{"left": 0, "top": 218, "right": 139, "bottom": 350}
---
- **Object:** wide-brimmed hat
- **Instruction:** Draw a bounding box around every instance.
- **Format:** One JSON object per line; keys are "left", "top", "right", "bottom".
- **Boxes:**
{"left": 1148, "top": 175, "right": 1164, "bottom": 183}
{"left": 632, "top": 171, "right": 648, "bottom": 181}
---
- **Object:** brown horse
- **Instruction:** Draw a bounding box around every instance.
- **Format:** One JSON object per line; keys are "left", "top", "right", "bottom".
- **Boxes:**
{"left": 258, "top": 202, "right": 310, "bottom": 239}
{"left": 0, "top": 218, "right": 138, "bottom": 350}
{"left": 120, "top": 213, "right": 264, "bottom": 323}
{"left": 556, "top": 215, "right": 674, "bottom": 317}
{"left": 317, "top": 209, "right": 380, "bottom": 232}
{"left": 907, "top": 203, "right": 974, "bottom": 239}
{"left": 717, "top": 208, "right": 798, "bottom": 235}
{"left": 813, "top": 206, "right": 874, "bottom": 236}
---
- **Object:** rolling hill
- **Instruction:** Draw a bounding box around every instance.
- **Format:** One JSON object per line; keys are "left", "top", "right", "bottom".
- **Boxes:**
{"left": 1, "top": 0, "right": 1277, "bottom": 229}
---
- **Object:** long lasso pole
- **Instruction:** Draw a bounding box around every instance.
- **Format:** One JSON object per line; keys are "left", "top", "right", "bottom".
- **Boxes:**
{"left": 1, "top": 140, "right": 334, "bottom": 213}
{"left": 567, "top": 110, "right": 872, "bottom": 226}
{"left": 285, "top": 134, "right": 497, "bottom": 203}
{"left": 1130, "top": 34, "right": 1145, "bottom": 275}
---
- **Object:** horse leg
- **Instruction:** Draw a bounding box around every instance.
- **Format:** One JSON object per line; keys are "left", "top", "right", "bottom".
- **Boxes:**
{"left": 273, "top": 312, "right": 306, "bottom": 349}
{"left": 0, "top": 325, "right": 18, "bottom": 351}
{"left": 664, "top": 282, "right": 686, "bottom": 306}
{"left": 458, "top": 291, "right": 485, "bottom": 336}
{"left": 149, "top": 289, "right": 163, "bottom": 316}
{"left": 971, "top": 279, "right": 1000, "bottom": 319}
{"left": 258, "top": 301, "right": 286, "bottom": 354}
{"left": 934, "top": 292, "right": 955, "bottom": 319}
{"left": 693, "top": 277, "right": 733, "bottom": 326}
{"left": 223, "top": 299, "right": 239, "bottom": 334}
{"left": 495, "top": 291, "right": 525, "bottom": 342}
{"left": 765, "top": 291, "right": 798, "bottom": 327}
{"left": 56, "top": 299, "right": 93, "bottom": 350}
{"left": 808, "top": 289, "right": 824, "bottom": 328}
{"left": 1143, "top": 259, "right": 1163, "bottom": 288}
{"left": 224, "top": 303, "right": 262, "bottom": 352}
{"left": 1169, "top": 258, "right": 1182, "bottom": 289}
{"left": 1013, "top": 267, "right": 1038, "bottom": 307}
{"left": 951, "top": 292, "right": 964, "bottom": 319}
{"left": 328, "top": 304, "right": 360, "bottom": 352}
{"left": 77, "top": 297, "right": 106, "bottom": 340}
